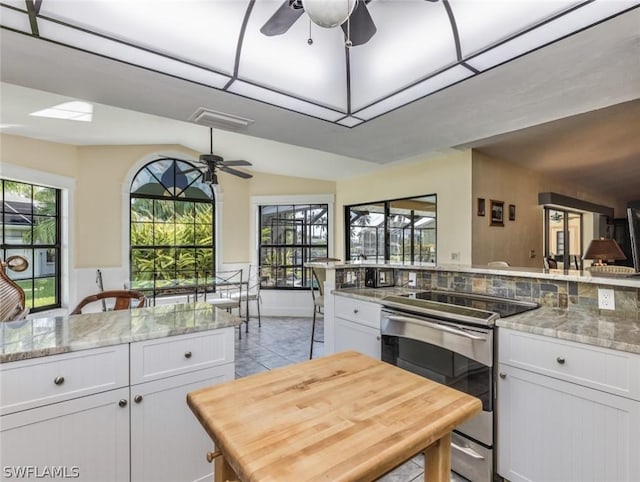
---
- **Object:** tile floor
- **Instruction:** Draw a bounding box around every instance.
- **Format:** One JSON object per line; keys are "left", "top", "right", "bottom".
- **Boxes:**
{"left": 234, "top": 315, "right": 468, "bottom": 482}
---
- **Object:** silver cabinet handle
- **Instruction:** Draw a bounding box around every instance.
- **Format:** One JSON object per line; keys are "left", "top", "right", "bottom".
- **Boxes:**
{"left": 499, "top": 372, "right": 506, "bottom": 379}
{"left": 353, "top": 308, "right": 359, "bottom": 314}
{"left": 376, "top": 335, "right": 381, "bottom": 341}
{"left": 557, "top": 356, "right": 566, "bottom": 364}
{"left": 118, "top": 399, "right": 128, "bottom": 408}
{"left": 134, "top": 395, "right": 143, "bottom": 404}
{"left": 184, "top": 351, "right": 192, "bottom": 359}
{"left": 54, "top": 376, "right": 65, "bottom": 385}
{"left": 451, "top": 442, "right": 485, "bottom": 460}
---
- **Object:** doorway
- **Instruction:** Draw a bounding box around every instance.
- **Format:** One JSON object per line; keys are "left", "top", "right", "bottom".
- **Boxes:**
{"left": 545, "top": 208, "right": 583, "bottom": 269}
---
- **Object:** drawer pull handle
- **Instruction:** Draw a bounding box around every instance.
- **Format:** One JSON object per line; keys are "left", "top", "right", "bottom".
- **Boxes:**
{"left": 499, "top": 372, "right": 507, "bottom": 379}
{"left": 54, "top": 376, "right": 65, "bottom": 385}
{"left": 118, "top": 399, "right": 128, "bottom": 408}
{"left": 557, "top": 356, "right": 566, "bottom": 365}
{"left": 353, "top": 309, "right": 359, "bottom": 314}
{"left": 206, "top": 451, "right": 221, "bottom": 463}
{"left": 134, "top": 395, "right": 143, "bottom": 404}
{"left": 184, "top": 351, "right": 193, "bottom": 359}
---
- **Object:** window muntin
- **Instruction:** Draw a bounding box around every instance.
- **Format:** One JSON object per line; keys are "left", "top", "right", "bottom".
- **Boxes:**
{"left": 259, "top": 204, "right": 329, "bottom": 289}
{"left": 129, "top": 159, "right": 215, "bottom": 293}
{"left": 347, "top": 195, "right": 436, "bottom": 263}
{"left": 1, "top": 179, "right": 61, "bottom": 312}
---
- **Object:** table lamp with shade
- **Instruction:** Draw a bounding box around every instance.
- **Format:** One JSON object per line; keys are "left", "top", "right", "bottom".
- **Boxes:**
{"left": 582, "top": 238, "right": 627, "bottom": 266}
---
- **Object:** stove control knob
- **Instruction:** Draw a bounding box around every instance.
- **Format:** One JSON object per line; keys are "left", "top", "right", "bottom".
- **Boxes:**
{"left": 499, "top": 372, "right": 507, "bottom": 379}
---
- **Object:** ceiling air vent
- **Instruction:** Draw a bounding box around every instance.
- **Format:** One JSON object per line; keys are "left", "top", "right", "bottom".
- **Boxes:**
{"left": 189, "top": 108, "right": 254, "bottom": 131}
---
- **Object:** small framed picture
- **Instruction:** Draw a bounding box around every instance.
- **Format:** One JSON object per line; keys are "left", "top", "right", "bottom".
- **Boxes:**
{"left": 490, "top": 200, "right": 504, "bottom": 226}
{"left": 509, "top": 204, "right": 516, "bottom": 221}
{"left": 477, "top": 198, "right": 485, "bottom": 216}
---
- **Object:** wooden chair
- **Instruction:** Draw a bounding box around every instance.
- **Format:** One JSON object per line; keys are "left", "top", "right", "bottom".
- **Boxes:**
{"left": 543, "top": 257, "right": 558, "bottom": 269}
{"left": 0, "top": 256, "right": 29, "bottom": 322}
{"left": 70, "top": 290, "right": 146, "bottom": 315}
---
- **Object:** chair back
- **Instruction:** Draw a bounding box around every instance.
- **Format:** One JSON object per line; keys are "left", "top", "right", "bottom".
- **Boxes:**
{"left": 543, "top": 257, "right": 558, "bottom": 269}
{"left": 209, "top": 269, "right": 243, "bottom": 300}
{"left": 71, "top": 290, "right": 146, "bottom": 315}
{"left": 0, "top": 256, "right": 29, "bottom": 322}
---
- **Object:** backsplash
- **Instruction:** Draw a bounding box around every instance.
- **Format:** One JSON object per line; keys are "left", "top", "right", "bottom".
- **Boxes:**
{"left": 335, "top": 267, "right": 640, "bottom": 321}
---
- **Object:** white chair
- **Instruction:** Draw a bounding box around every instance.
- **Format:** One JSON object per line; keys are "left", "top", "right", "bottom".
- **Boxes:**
{"left": 232, "top": 264, "right": 262, "bottom": 329}
{"left": 205, "top": 269, "right": 244, "bottom": 336}
{"left": 488, "top": 261, "right": 510, "bottom": 267}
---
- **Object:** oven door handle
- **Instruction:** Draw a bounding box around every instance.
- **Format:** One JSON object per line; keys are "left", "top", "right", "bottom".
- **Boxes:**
{"left": 386, "top": 315, "right": 487, "bottom": 341}
{"left": 451, "top": 441, "right": 486, "bottom": 460}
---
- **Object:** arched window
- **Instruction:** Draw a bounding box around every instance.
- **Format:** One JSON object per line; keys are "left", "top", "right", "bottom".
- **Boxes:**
{"left": 129, "top": 158, "right": 214, "bottom": 295}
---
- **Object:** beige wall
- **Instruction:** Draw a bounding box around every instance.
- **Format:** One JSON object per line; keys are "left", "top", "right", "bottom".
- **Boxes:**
{"left": 1, "top": 134, "right": 336, "bottom": 269}
{"left": 335, "top": 150, "right": 473, "bottom": 264}
{"left": 472, "top": 150, "right": 626, "bottom": 268}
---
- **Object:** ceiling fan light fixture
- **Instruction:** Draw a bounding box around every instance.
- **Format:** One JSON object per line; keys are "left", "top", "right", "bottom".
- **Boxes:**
{"left": 303, "top": 0, "right": 356, "bottom": 28}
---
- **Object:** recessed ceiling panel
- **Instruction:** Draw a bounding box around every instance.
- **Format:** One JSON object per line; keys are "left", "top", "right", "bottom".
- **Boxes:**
{"left": 227, "top": 80, "right": 345, "bottom": 122}
{"left": 452, "top": 1, "right": 581, "bottom": 59}
{"left": 354, "top": 65, "right": 473, "bottom": 120}
{"left": 349, "top": 0, "right": 457, "bottom": 111}
{"left": 38, "top": 0, "right": 250, "bottom": 75}
{"left": 0, "top": 5, "right": 31, "bottom": 33}
{"left": 36, "top": 18, "right": 231, "bottom": 89}
{"left": 240, "top": 0, "right": 349, "bottom": 111}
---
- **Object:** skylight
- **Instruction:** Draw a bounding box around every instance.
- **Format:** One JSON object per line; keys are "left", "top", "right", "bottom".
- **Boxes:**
{"left": 30, "top": 101, "right": 93, "bottom": 122}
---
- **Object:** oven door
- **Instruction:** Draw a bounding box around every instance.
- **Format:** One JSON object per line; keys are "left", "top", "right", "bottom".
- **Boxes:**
{"left": 380, "top": 309, "right": 493, "bottom": 446}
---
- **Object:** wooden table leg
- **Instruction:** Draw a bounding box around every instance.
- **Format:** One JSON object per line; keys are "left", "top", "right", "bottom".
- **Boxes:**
{"left": 214, "top": 455, "right": 239, "bottom": 482}
{"left": 423, "top": 432, "right": 451, "bottom": 482}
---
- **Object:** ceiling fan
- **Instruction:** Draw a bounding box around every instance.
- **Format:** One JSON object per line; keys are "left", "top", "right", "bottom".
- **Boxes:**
{"left": 260, "top": 0, "right": 439, "bottom": 47}
{"left": 183, "top": 128, "right": 253, "bottom": 185}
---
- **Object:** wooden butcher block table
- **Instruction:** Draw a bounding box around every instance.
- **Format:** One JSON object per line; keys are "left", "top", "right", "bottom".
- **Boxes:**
{"left": 187, "top": 351, "right": 481, "bottom": 482}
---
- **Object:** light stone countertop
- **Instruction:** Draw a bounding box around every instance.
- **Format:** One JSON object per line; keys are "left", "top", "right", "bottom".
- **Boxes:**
{"left": 496, "top": 307, "right": 640, "bottom": 354}
{"left": 334, "top": 288, "right": 640, "bottom": 355}
{"left": 308, "top": 261, "right": 640, "bottom": 288}
{"left": 0, "top": 302, "right": 242, "bottom": 363}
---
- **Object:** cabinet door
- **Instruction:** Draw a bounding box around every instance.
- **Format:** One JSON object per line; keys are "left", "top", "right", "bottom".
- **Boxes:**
{"left": 1, "top": 387, "right": 130, "bottom": 482}
{"left": 334, "top": 317, "right": 381, "bottom": 359}
{"left": 130, "top": 365, "right": 234, "bottom": 482}
{"left": 498, "top": 364, "right": 640, "bottom": 482}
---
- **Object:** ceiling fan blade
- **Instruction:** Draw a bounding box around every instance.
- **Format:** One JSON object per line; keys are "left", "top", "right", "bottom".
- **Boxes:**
{"left": 181, "top": 166, "right": 205, "bottom": 174}
{"left": 220, "top": 160, "right": 252, "bottom": 167}
{"left": 220, "top": 166, "right": 253, "bottom": 179}
{"left": 260, "top": 0, "right": 304, "bottom": 36}
{"left": 341, "top": 0, "right": 376, "bottom": 46}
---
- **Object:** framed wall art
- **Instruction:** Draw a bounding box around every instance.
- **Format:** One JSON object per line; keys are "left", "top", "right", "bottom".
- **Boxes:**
{"left": 490, "top": 200, "right": 504, "bottom": 226}
{"left": 477, "top": 198, "right": 485, "bottom": 216}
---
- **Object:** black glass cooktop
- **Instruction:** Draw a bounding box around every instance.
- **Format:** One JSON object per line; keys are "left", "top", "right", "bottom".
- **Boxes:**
{"left": 401, "top": 290, "right": 538, "bottom": 318}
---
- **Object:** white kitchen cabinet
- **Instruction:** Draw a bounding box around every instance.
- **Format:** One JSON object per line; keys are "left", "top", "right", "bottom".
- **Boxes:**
{"left": 1, "top": 387, "right": 130, "bottom": 481}
{"left": 0, "top": 328, "right": 235, "bottom": 482}
{"left": 333, "top": 296, "right": 381, "bottom": 359}
{"left": 498, "top": 328, "right": 640, "bottom": 482}
{"left": 129, "top": 330, "right": 234, "bottom": 482}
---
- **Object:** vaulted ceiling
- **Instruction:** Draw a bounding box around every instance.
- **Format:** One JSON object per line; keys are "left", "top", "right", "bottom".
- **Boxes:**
{"left": 1, "top": 1, "right": 639, "bottom": 198}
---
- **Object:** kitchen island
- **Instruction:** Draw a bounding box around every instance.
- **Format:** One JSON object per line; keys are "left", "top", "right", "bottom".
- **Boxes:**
{"left": 188, "top": 350, "right": 481, "bottom": 482}
{"left": 1, "top": 303, "right": 241, "bottom": 482}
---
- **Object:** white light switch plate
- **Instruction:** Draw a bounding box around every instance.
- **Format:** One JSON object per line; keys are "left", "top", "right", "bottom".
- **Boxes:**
{"left": 408, "top": 272, "right": 417, "bottom": 287}
{"left": 598, "top": 288, "right": 615, "bottom": 310}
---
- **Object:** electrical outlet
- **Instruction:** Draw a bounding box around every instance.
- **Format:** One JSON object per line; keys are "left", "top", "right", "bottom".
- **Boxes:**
{"left": 408, "top": 272, "right": 417, "bottom": 287}
{"left": 598, "top": 288, "right": 615, "bottom": 310}
{"left": 451, "top": 252, "right": 460, "bottom": 261}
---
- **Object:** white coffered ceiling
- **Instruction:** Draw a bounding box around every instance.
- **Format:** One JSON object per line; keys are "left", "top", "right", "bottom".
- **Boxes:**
{"left": 1, "top": 1, "right": 639, "bottom": 195}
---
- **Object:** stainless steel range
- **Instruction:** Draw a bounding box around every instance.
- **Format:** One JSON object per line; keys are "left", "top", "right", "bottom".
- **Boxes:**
{"left": 380, "top": 290, "right": 538, "bottom": 482}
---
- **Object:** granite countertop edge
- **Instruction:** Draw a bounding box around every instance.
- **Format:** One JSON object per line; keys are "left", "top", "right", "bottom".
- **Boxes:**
{"left": 1, "top": 304, "right": 242, "bottom": 364}
{"left": 333, "top": 288, "right": 640, "bottom": 355}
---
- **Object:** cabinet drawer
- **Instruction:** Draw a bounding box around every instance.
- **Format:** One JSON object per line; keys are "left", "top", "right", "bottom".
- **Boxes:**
{"left": 0, "top": 344, "right": 129, "bottom": 415}
{"left": 499, "top": 328, "right": 640, "bottom": 400}
{"left": 130, "top": 329, "right": 234, "bottom": 384}
{"left": 334, "top": 296, "right": 381, "bottom": 329}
